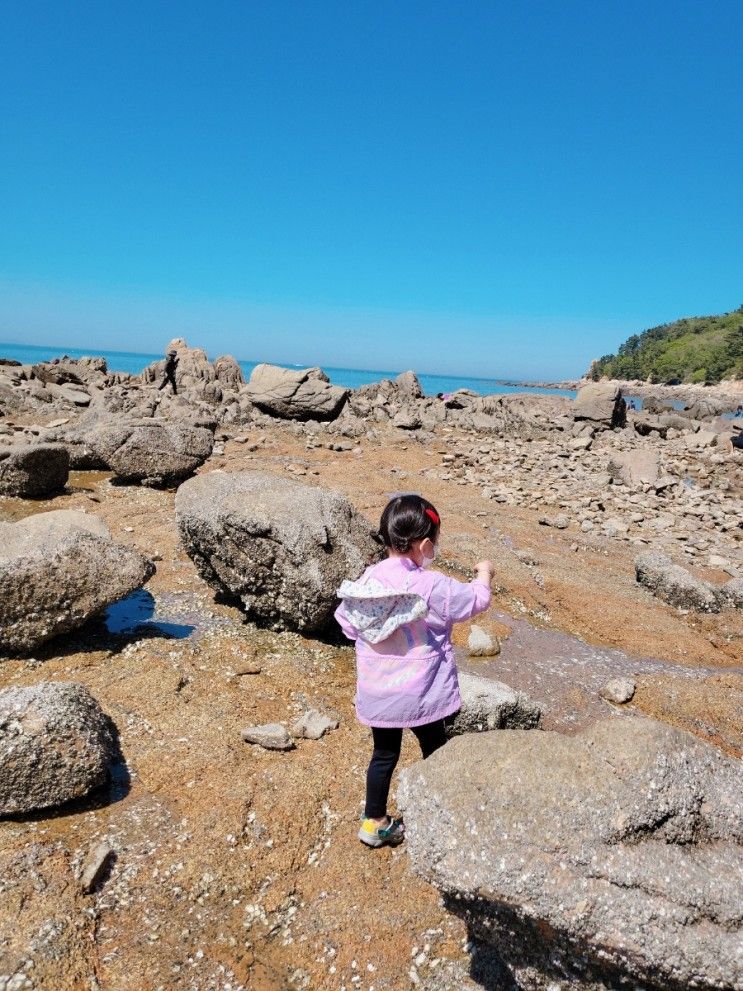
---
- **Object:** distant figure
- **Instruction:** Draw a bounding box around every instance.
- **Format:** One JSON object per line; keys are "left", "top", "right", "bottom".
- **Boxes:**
{"left": 628, "top": 399, "right": 636, "bottom": 411}
{"left": 158, "top": 349, "right": 179, "bottom": 394}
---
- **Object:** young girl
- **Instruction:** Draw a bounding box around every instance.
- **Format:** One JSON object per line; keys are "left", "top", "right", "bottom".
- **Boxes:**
{"left": 335, "top": 494, "right": 494, "bottom": 848}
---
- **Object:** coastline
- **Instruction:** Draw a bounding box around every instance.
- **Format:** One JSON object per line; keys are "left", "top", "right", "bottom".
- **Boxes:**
{"left": 525, "top": 377, "right": 743, "bottom": 408}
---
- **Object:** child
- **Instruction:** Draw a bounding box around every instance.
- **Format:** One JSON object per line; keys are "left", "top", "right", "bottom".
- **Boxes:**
{"left": 335, "top": 494, "right": 493, "bottom": 848}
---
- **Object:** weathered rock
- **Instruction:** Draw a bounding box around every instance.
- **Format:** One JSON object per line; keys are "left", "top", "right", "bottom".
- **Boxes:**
{"left": 538, "top": 513, "right": 569, "bottom": 529}
{"left": 600, "top": 676, "right": 636, "bottom": 703}
{"left": 394, "top": 370, "right": 424, "bottom": 399}
{"left": 684, "top": 397, "right": 727, "bottom": 420}
{"left": 398, "top": 717, "right": 743, "bottom": 991}
{"left": 633, "top": 413, "right": 669, "bottom": 438}
{"left": 464, "top": 393, "right": 573, "bottom": 439}
{"left": 719, "top": 577, "right": 743, "bottom": 608}
{"left": 0, "top": 682, "right": 116, "bottom": 816}
{"left": 467, "top": 624, "right": 500, "bottom": 657}
{"left": 685, "top": 429, "right": 718, "bottom": 449}
{"left": 48, "top": 382, "right": 91, "bottom": 407}
{"left": 607, "top": 449, "right": 659, "bottom": 487}
{"left": 635, "top": 551, "right": 720, "bottom": 612}
{"left": 243, "top": 363, "right": 349, "bottom": 420}
{"left": 39, "top": 416, "right": 109, "bottom": 469}
{"left": 213, "top": 354, "right": 244, "bottom": 389}
{"left": 447, "top": 673, "right": 541, "bottom": 734}
{"left": 79, "top": 840, "right": 115, "bottom": 893}
{"left": 240, "top": 723, "right": 294, "bottom": 750}
{"left": 289, "top": 709, "right": 340, "bottom": 740}
{"left": 90, "top": 417, "right": 215, "bottom": 486}
{"left": 0, "top": 444, "right": 69, "bottom": 497}
{"left": 0, "top": 510, "right": 154, "bottom": 654}
{"left": 31, "top": 357, "right": 103, "bottom": 387}
{"left": 176, "top": 471, "right": 379, "bottom": 631}
{"left": 574, "top": 382, "right": 626, "bottom": 429}
{"left": 392, "top": 408, "right": 422, "bottom": 430}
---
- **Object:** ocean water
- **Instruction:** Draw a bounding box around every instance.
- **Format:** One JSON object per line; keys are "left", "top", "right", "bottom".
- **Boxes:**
{"left": 0, "top": 341, "right": 577, "bottom": 399}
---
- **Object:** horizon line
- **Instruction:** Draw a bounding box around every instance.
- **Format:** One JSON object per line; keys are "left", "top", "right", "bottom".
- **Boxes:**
{"left": 0, "top": 339, "right": 577, "bottom": 386}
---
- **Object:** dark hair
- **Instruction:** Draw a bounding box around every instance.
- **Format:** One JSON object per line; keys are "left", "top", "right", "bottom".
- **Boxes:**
{"left": 373, "top": 494, "right": 441, "bottom": 552}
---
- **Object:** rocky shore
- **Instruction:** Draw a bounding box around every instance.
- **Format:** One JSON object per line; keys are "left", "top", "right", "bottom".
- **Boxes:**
{"left": 1, "top": 340, "right": 741, "bottom": 991}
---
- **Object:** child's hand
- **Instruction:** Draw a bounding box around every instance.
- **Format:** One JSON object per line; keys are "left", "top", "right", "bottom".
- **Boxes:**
{"left": 475, "top": 560, "right": 494, "bottom": 585}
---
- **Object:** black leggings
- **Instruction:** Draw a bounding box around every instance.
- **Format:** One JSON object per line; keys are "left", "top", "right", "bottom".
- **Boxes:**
{"left": 365, "top": 720, "right": 447, "bottom": 819}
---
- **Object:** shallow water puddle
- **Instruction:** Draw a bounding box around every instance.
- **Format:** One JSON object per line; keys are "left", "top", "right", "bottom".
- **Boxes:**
{"left": 458, "top": 610, "right": 728, "bottom": 732}
{"left": 104, "top": 589, "right": 230, "bottom": 639}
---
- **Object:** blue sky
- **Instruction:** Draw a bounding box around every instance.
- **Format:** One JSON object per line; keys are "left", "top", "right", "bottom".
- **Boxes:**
{"left": 1, "top": 1, "right": 741, "bottom": 379}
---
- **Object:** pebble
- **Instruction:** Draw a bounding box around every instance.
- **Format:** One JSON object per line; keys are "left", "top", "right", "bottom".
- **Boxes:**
{"left": 240, "top": 723, "right": 295, "bottom": 751}
{"left": 467, "top": 625, "right": 500, "bottom": 658}
{"left": 600, "top": 677, "right": 637, "bottom": 704}
{"left": 79, "top": 840, "right": 114, "bottom": 894}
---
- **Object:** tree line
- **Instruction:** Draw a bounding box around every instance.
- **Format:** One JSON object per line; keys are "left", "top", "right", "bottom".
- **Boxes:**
{"left": 590, "top": 306, "right": 743, "bottom": 384}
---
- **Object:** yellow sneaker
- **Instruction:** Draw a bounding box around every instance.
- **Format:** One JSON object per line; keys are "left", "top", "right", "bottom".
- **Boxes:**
{"left": 358, "top": 816, "right": 405, "bottom": 848}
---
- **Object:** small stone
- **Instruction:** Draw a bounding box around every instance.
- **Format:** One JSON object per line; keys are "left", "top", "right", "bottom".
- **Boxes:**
{"left": 600, "top": 678, "right": 636, "bottom": 704}
{"left": 79, "top": 840, "right": 114, "bottom": 893}
{"left": 235, "top": 660, "right": 263, "bottom": 675}
{"left": 289, "top": 709, "right": 339, "bottom": 740}
{"left": 240, "top": 723, "right": 294, "bottom": 750}
{"left": 539, "top": 513, "right": 570, "bottom": 529}
{"left": 467, "top": 625, "right": 500, "bottom": 657}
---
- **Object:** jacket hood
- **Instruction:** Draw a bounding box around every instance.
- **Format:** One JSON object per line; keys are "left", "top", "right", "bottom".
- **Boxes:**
{"left": 336, "top": 576, "right": 428, "bottom": 644}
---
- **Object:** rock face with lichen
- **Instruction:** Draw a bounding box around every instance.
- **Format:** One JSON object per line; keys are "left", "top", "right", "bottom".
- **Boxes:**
{"left": 242, "top": 364, "right": 350, "bottom": 420}
{"left": 0, "top": 510, "right": 154, "bottom": 655}
{"left": 0, "top": 682, "right": 116, "bottom": 816}
{"left": 635, "top": 550, "right": 722, "bottom": 612}
{"left": 398, "top": 717, "right": 743, "bottom": 991}
{"left": 176, "top": 470, "right": 380, "bottom": 631}
{"left": 0, "top": 443, "right": 70, "bottom": 497}
{"left": 89, "top": 417, "right": 215, "bottom": 486}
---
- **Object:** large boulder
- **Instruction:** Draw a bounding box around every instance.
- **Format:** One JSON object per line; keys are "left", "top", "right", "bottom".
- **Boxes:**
{"left": 447, "top": 673, "right": 541, "bottom": 734}
{"left": 213, "top": 354, "right": 244, "bottom": 389}
{"left": 0, "top": 510, "right": 154, "bottom": 655}
{"left": 176, "top": 471, "right": 379, "bottom": 631}
{"left": 398, "top": 718, "right": 742, "bottom": 991}
{"left": 243, "top": 363, "right": 349, "bottom": 420}
{"left": 0, "top": 444, "right": 69, "bottom": 497}
{"left": 456, "top": 393, "right": 573, "bottom": 439}
{"left": 574, "top": 382, "right": 626, "bottom": 429}
{"left": 90, "top": 417, "right": 215, "bottom": 486}
{"left": 394, "top": 370, "right": 424, "bottom": 399}
{"left": 0, "top": 682, "right": 116, "bottom": 816}
{"left": 684, "top": 397, "right": 727, "bottom": 420}
{"left": 607, "top": 449, "right": 659, "bottom": 487}
{"left": 31, "top": 356, "right": 107, "bottom": 387}
{"left": 635, "top": 551, "right": 720, "bottom": 612}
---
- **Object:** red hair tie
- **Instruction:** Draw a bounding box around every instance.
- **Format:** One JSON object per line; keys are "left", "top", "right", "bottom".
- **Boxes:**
{"left": 425, "top": 508, "right": 440, "bottom": 525}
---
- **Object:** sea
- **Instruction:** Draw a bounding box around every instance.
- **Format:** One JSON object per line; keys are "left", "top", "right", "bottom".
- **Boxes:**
{"left": 0, "top": 341, "right": 578, "bottom": 400}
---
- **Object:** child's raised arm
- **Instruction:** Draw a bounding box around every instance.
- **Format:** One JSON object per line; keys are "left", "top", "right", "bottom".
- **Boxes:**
{"left": 433, "top": 561, "right": 493, "bottom": 623}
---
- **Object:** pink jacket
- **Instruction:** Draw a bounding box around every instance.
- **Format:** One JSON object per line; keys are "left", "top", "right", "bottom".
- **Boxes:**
{"left": 335, "top": 556, "right": 491, "bottom": 728}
